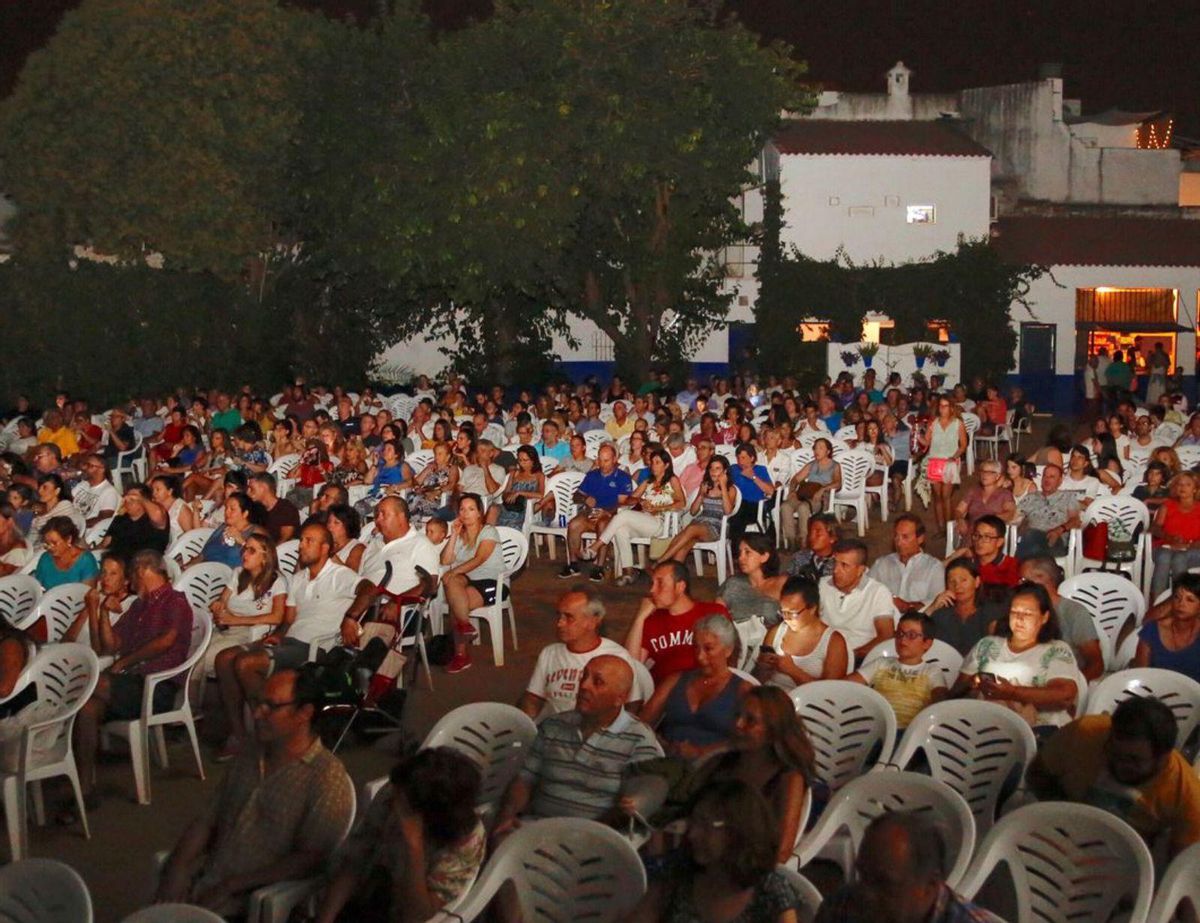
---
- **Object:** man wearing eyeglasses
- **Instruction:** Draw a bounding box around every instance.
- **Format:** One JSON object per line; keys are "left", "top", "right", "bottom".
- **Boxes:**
{"left": 945, "top": 513, "right": 1020, "bottom": 594}
{"left": 155, "top": 667, "right": 353, "bottom": 916}
{"left": 72, "top": 454, "right": 120, "bottom": 528}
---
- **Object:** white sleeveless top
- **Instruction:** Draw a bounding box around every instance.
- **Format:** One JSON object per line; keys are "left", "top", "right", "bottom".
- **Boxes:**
{"left": 167, "top": 498, "right": 186, "bottom": 545}
{"left": 766, "top": 622, "right": 842, "bottom": 691}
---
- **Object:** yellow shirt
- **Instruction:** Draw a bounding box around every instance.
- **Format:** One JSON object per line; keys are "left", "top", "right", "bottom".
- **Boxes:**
{"left": 1032, "top": 714, "right": 1200, "bottom": 855}
{"left": 605, "top": 418, "right": 635, "bottom": 439}
{"left": 38, "top": 426, "right": 80, "bottom": 457}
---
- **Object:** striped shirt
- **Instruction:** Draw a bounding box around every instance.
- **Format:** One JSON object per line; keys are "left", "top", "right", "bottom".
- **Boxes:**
{"left": 522, "top": 710, "right": 663, "bottom": 819}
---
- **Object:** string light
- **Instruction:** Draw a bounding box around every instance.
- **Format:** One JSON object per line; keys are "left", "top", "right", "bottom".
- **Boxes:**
{"left": 1138, "top": 118, "right": 1173, "bottom": 150}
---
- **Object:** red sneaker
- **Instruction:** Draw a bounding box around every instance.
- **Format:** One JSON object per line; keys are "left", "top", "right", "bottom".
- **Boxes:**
{"left": 445, "top": 652, "right": 472, "bottom": 674}
{"left": 458, "top": 622, "right": 479, "bottom": 639}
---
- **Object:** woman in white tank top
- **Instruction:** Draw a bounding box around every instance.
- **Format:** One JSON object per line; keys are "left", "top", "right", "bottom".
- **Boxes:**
{"left": 752, "top": 579, "right": 849, "bottom": 690}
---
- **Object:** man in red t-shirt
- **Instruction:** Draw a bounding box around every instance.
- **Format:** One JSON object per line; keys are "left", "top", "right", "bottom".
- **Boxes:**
{"left": 624, "top": 560, "right": 731, "bottom": 683}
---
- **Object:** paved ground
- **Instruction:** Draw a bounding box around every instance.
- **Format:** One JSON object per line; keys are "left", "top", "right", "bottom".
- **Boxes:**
{"left": 35, "top": 428, "right": 1046, "bottom": 920}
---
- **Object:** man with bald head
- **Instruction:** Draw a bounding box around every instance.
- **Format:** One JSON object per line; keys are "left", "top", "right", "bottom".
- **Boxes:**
{"left": 816, "top": 812, "right": 988, "bottom": 923}
{"left": 494, "top": 654, "right": 662, "bottom": 832}
{"left": 518, "top": 586, "right": 652, "bottom": 719}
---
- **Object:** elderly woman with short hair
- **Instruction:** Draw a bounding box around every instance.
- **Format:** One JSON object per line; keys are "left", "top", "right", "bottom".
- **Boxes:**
{"left": 639, "top": 614, "right": 749, "bottom": 761}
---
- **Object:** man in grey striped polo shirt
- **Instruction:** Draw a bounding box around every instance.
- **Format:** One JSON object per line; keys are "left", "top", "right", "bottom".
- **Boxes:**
{"left": 493, "top": 655, "right": 662, "bottom": 831}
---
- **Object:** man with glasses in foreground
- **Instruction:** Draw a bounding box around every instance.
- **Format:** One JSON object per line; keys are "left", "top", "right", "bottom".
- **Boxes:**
{"left": 155, "top": 666, "right": 353, "bottom": 916}
{"left": 845, "top": 611, "right": 948, "bottom": 728}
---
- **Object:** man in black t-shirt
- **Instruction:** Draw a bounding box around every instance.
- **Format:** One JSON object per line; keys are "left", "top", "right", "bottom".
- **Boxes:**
{"left": 247, "top": 472, "right": 301, "bottom": 543}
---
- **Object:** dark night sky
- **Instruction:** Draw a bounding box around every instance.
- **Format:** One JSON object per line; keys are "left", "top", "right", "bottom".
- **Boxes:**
{"left": 2, "top": 0, "right": 1198, "bottom": 137}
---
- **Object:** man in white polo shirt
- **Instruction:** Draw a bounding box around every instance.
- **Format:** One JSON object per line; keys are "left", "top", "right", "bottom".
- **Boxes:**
{"left": 518, "top": 585, "right": 652, "bottom": 720}
{"left": 215, "top": 521, "right": 358, "bottom": 761}
{"left": 819, "top": 538, "right": 898, "bottom": 661}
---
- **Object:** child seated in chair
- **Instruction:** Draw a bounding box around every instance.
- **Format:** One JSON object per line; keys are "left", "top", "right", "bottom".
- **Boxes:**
{"left": 845, "top": 612, "right": 947, "bottom": 728}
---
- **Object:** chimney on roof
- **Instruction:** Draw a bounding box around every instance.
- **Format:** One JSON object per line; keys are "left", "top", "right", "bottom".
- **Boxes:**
{"left": 1038, "top": 62, "right": 1063, "bottom": 80}
{"left": 887, "top": 61, "right": 911, "bottom": 98}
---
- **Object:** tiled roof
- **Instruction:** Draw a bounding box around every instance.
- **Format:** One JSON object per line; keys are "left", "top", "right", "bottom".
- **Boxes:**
{"left": 991, "top": 216, "right": 1200, "bottom": 267}
{"left": 772, "top": 120, "right": 992, "bottom": 157}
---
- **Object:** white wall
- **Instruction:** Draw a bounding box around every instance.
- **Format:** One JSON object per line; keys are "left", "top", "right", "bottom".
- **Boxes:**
{"left": 1013, "top": 264, "right": 1200, "bottom": 375}
{"left": 777, "top": 154, "right": 992, "bottom": 263}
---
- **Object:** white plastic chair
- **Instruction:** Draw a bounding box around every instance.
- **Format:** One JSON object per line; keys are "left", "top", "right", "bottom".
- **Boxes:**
{"left": 122, "top": 905, "right": 223, "bottom": 922}
{"left": 826, "top": 450, "right": 873, "bottom": 537}
{"left": 733, "top": 616, "right": 768, "bottom": 672}
{"left": 112, "top": 431, "right": 146, "bottom": 488}
{"left": 0, "top": 857, "right": 93, "bottom": 922}
{"left": 0, "top": 575, "right": 41, "bottom": 631}
{"left": 974, "top": 415, "right": 1012, "bottom": 461}
{"left": 1010, "top": 410, "right": 1032, "bottom": 452}
{"left": 1074, "top": 495, "right": 1153, "bottom": 598}
{"left": 466, "top": 527, "right": 527, "bottom": 667}
{"left": 1146, "top": 840, "right": 1200, "bottom": 923}
{"left": 794, "top": 771, "right": 976, "bottom": 888}
{"left": 1175, "top": 444, "right": 1200, "bottom": 471}
{"left": 101, "top": 611, "right": 212, "bottom": 804}
{"left": 859, "top": 637, "right": 964, "bottom": 685}
{"left": 628, "top": 510, "right": 681, "bottom": 571}
{"left": 957, "top": 802, "right": 1154, "bottom": 923}
{"left": 1155, "top": 421, "right": 1184, "bottom": 446}
{"left": 274, "top": 539, "right": 300, "bottom": 576}
{"left": 426, "top": 818, "right": 645, "bottom": 923}
{"left": 692, "top": 489, "right": 741, "bottom": 583}
{"left": 527, "top": 471, "right": 583, "bottom": 561}
{"left": 174, "top": 562, "right": 233, "bottom": 623}
{"left": 1059, "top": 571, "right": 1146, "bottom": 671}
{"left": 789, "top": 681, "right": 896, "bottom": 792}
{"left": 405, "top": 448, "right": 434, "bottom": 477}
{"left": 420, "top": 703, "right": 538, "bottom": 818}
{"left": 0, "top": 644, "right": 99, "bottom": 861}
{"left": 961, "top": 412, "right": 981, "bottom": 475}
{"left": 775, "top": 866, "right": 823, "bottom": 921}
{"left": 582, "top": 430, "right": 610, "bottom": 456}
{"left": 165, "top": 528, "right": 215, "bottom": 568}
{"left": 33, "top": 582, "right": 89, "bottom": 643}
{"left": 885, "top": 700, "right": 1036, "bottom": 836}
{"left": 1084, "top": 667, "right": 1200, "bottom": 749}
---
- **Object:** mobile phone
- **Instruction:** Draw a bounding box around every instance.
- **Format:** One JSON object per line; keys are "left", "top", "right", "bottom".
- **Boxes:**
{"left": 977, "top": 672, "right": 998, "bottom": 684}
{"left": 760, "top": 645, "right": 776, "bottom": 655}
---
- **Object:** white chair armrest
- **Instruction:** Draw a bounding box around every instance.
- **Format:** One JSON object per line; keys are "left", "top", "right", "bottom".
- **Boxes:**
{"left": 307, "top": 632, "right": 341, "bottom": 661}
{"left": 247, "top": 877, "right": 321, "bottom": 923}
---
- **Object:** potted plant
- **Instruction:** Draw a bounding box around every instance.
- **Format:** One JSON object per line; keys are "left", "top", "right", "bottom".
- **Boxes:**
{"left": 840, "top": 349, "right": 860, "bottom": 367}
{"left": 912, "top": 343, "right": 935, "bottom": 369}
{"left": 932, "top": 348, "right": 951, "bottom": 368}
{"left": 858, "top": 342, "right": 880, "bottom": 368}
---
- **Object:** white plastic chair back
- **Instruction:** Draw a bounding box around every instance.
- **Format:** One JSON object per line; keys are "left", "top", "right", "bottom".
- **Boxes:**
{"left": 887, "top": 700, "right": 1037, "bottom": 835}
{"left": 0, "top": 858, "right": 93, "bottom": 922}
{"left": 405, "top": 448, "right": 434, "bottom": 475}
{"left": 1084, "top": 667, "right": 1200, "bottom": 748}
{"left": 833, "top": 425, "right": 859, "bottom": 444}
{"left": 1077, "top": 496, "right": 1152, "bottom": 593}
{"left": 444, "top": 818, "right": 645, "bottom": 923}
{"left": 0, "top": 575, "right": 42, "bottom": 631}
{"left": 583, "top": 431, "right": 610, "bottom": 456}
{"left": 121, "top": 905, "right": 223, "bottom": 922}
{"left": 714, "top": 444, "right": 736, "bottom": 462}
{"left": 84, "top": 516, "right": 114, "bottom": 548}
{"left": 691, "top": 488, "right": 741, "bottom": 584}
{"left": 957, "top": 802, "right": 1154, "bottom": 923}
{"left": 789, "top": 681, "right": 896, "bottom": 791}
{"left": 1059, "top": 572, "right": 1146, "bottom": 670}
{"left": 275, "top": 539, "right": 300, "bottom": 576}
{"left": 267, "top": 453, "right": 300, "bottom": 477}
{"left": 859, "top": 638, "right": 963, "bottom": 685}
{"left": 733, "top": 616, "right": 768, "bottom": 672}
{"left": 1154, "top": 421, "right": 1183, "bottom": 445}
{"left": 34, "top": 582, "right": 89, "bottom": 643}
{"left": 528, "top": 471, "right": 585, "bottom": 559}
{"left": 1146, "top": 840, "right": 1200, "bottom": 923}
{"left": 165, "top": 528, "right": 215, "bottom": 567}
{"left": 174, "top": 563, "right": 233, "bottom": 620}
{"left": 827, "top": 450, "right": 873, "bottom": 537}
{"left": 1175, "top": 444, "right": 1200, "bottom": 471}
{"left": 421, "top": 703, "right": 538, "bottom": 814}
{"left": 795, "top": 771, "right": 976, "bottom": 887}
{"left": 538, "top": 456, "right": 559, "bottom": 475}
{"left": 466, "top": 529, "right": 528, "bottom": 666}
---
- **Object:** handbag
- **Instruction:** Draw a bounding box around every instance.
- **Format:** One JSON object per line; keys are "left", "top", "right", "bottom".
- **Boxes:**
{"left": 927, "top": 458, "right": 947, "bottom": 483}
{"left": 1082, "top": 521, "right": 1108, "bottom": 560}
{"left": 1106, "top": 519, "right": 1141, "bottom": 563}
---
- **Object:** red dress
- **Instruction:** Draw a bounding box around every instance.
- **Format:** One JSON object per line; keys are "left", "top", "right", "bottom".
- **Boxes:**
{"left": 1156, "top": 500, "right": 1200, "bottom": 546}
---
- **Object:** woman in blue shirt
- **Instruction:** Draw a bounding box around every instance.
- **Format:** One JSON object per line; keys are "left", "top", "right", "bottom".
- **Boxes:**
{"left": 198, "top": 492, "right": 263, "bottom": 569}
{"left": 34, "top": 516, "right": 100, "bottom": 590}
{"left": 729, "top": 442, "right": 775, "bottom": 549}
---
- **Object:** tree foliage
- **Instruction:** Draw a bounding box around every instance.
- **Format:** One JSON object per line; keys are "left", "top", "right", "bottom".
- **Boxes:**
{"left": 0, "top": 0, "right": 325, "bottom": 275}
{"left": 756, "top": 188, "right": 1046, "bottom": 386}
{"left": 301, "top": 0, "right": 808, "bottom": 380}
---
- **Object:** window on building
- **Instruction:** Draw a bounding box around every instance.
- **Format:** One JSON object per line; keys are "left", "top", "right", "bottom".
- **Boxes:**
{"left": 1076, "top": 287, "right": 1178, "bottom": 325}
{"left": 798, "top": 322, "right": 830, "bottom": 342}
{"left": 906, "top": 205, "right": 936, "bottom": 224}
{"left": 926, "top": 320, "right": 950, "bottom": 343}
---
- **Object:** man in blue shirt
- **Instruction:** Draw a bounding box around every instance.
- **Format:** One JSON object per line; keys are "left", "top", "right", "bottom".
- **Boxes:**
{"left": 818, "top": 395, "right": 843, "bottom": 433}
{"left": 534, "top": 420, "right": 571, "bottom": 462}
{"left": 575, "top": 400, "right": 606, "bottom": 435}
{"left": 559, "top": 444, "right": 632, "bottom": 579}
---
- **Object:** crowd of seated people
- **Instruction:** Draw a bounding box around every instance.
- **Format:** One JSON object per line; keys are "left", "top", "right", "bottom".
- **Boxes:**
{"left": 2, "top": 369, "right": 1200, "bottom": 921}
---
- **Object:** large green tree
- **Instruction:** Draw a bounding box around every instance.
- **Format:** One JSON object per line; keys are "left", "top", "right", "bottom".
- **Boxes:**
{"left": 302, "top": 0, "right": 807, "bottom": 381}
{"left": 0, "top": 0, "right": 326, "bottom": 275}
